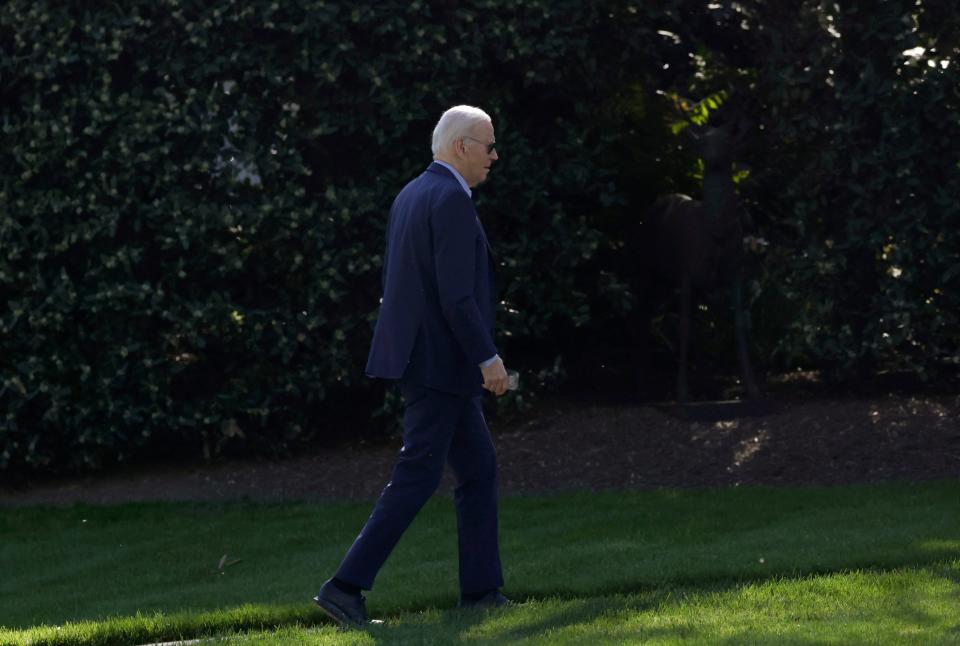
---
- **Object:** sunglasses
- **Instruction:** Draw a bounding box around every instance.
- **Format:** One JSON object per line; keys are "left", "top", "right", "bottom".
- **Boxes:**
{"left": 463, "top": 136, "right": 497, "bottom": 154}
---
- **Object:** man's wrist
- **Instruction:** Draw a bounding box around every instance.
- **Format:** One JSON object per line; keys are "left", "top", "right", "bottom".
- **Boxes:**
{"left": 479, "top": 354, "right": 499, "bottom": 368}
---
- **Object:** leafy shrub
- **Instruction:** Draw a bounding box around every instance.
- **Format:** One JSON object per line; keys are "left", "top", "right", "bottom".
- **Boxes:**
{"left": 0, "top": 0, "right": 676, "bottom": 473}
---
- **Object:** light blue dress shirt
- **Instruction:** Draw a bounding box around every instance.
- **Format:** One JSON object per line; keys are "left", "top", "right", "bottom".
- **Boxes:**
{"left": 433, "top": 160, "right": 472, "bottom": 197}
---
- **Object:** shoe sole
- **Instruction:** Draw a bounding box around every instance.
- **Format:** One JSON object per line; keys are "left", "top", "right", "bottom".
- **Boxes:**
{"left": 313, "top": 595, "right": 359, "bottom": 629}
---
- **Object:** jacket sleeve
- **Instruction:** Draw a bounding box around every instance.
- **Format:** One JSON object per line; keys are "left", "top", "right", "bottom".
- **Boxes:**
{"left": 431, "top": 190, "right": 497, "bottom": 365}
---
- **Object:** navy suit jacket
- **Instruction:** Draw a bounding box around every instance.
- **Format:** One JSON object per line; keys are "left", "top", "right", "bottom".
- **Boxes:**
{"left": 366, "top": 162, "right": 497, "bottom": 396}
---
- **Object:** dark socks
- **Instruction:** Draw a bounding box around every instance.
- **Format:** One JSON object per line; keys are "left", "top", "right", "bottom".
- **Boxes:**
{"left": 331, "top": 577, "right": 362, "bottom": 596}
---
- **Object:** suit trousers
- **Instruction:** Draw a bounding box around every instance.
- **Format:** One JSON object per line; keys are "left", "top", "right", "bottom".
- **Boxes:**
{"left": 334, "top": 381, "right": 503, "bottom": 595}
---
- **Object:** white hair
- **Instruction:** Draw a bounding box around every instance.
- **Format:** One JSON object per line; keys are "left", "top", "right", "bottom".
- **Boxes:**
{"left": 431, "top": 105, "right": 492, "bottom": 157}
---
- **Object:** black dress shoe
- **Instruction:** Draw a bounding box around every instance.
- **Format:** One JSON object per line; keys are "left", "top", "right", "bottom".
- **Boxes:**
{"left": 458, "top": 590, "right": 512, "bottom": 609}
{"left": 313, "top": 579, "right": 370, "bottom": 628}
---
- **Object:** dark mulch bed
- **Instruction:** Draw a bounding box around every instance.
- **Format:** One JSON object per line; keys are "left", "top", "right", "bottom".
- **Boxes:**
{"left": 1, "top": 384, "right": 958, "bottom": 506}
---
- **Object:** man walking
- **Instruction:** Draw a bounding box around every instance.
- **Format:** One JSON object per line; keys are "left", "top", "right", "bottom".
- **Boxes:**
{"left": 313, "top": 105, "right": 510, "bottom": 627}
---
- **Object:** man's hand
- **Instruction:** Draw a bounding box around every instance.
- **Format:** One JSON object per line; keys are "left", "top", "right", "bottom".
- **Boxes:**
{"left": 481, "top": 356, "right": 509, "bottom": 396}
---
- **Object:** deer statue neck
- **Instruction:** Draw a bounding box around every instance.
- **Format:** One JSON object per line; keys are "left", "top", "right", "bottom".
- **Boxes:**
{"left": 702, "top": 164, "right": 737, "bottom": 224}
{"left": 699, "top": 125, "right": 739, "bottom": 224}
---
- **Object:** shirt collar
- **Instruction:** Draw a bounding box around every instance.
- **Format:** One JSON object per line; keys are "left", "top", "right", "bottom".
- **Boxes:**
{"left": 433, "top": 160, "right": 472, "bottom": 198}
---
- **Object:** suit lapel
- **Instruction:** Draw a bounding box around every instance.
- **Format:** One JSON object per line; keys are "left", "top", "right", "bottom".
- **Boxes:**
{"left": 428, "top": 162, "right": 495, "bottom": 258}
{"left": 475, "top": 215, "right": 494, "bottom": 258}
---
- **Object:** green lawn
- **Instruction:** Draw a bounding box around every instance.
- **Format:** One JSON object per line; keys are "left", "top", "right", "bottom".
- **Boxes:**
{"left": 203, "top": 564, "right": 960, "bottom": 645}
{"left": 2, "top": 481, "right": 959, "bottom": 645}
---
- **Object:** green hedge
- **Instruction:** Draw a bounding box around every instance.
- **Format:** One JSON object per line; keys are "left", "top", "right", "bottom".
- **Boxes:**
{"left": 0, "top": 0, "right": 681, "bottom": 473}
{"left": 599, "top": 1, "right": 960, "bottom": 385}
{"left": 3, "top": 0, "right": 958, "bottom": 475}
{"left": 739, "top": 2, "right": 960, "bottom": 380}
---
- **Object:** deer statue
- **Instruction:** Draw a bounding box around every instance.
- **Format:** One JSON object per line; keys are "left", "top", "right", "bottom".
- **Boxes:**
{"left": 640, "top": 115, "right": 760, "bottom": 402}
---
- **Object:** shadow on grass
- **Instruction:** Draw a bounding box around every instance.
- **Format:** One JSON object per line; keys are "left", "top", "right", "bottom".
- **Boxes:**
{"left": 358, "top": 562, "right": 960, "bottom": 645}
{"left": 9, "top": 561, "right": 960, "bottom": 645}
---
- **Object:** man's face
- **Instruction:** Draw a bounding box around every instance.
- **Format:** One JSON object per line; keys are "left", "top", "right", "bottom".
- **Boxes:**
{"left": 459, "top": 121, "right": 498, "bottom": 188}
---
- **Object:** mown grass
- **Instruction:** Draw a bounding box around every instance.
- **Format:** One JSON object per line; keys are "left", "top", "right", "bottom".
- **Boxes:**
{"left": 1, "top": 480, "right": 959, "bottom": 645}
{"left": 211, "top": 562, "right": 960, "bottom": 645}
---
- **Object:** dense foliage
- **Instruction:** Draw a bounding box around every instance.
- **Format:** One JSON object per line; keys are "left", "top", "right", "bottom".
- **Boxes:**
{"left": 0, "top": 0, "right": 679, "bottom": 472}
{"left": 749, "top": 1, "right": 960, "bottom": 381}
{"left": 671, "top": 0, "right": 960, "bottom": 382}
{"left": 2, "top": 0, "right": 957, "bottom": 474}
